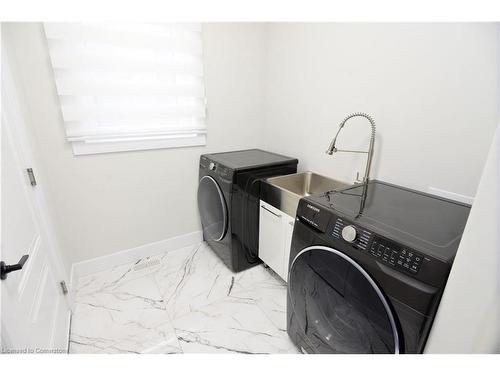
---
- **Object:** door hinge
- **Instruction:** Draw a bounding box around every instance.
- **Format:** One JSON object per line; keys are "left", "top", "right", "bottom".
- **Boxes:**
{"left": 26, "top": 168, "right": 37, "bottom": 186}
{"left": 60, "top": 280, "right": 68, "bottom": 295}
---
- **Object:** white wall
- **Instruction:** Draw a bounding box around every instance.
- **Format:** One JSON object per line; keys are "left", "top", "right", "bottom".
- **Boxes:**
{"left": 3, "top": 22, "right": 498, "bottom": 273}
{"left": 425, "top": 125, "right": 499, "bottom": 353}
{"left": 263, "top": 23, "right": 498, "bottom": 198}
{"left": 2, "top": 23, "right": 266, "bottom": 264}
{"left": 424, "top": 24, "right": 500, "bottom": 353}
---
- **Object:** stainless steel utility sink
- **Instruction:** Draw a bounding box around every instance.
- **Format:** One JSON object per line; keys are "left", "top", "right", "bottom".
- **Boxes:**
{"left": 260, "top": 171, "right": 350, "bottom": 217}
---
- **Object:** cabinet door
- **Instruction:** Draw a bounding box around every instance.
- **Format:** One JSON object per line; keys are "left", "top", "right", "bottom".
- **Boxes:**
{"left": 259, "top": 201, "right": 285, "bottom": 278}
{"left": 282, "top": 214, "right": 295, "bottom": 282}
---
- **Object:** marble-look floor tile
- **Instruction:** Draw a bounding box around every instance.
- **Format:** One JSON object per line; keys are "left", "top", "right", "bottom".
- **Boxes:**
{"left": 70, "top": 275, "right": 181, "bottom": 354}
{"left": 229, "top": 272, "right": 288, "bottom": 331}
{"left": 172, "top": 297, "right": 298, "bottom": 354}
{"left": 106, "top": 322, "right": 182, "bottom": 354}
{"left": 70, "top": 241, "right": 299, "bottom": 354}
{"left": 74, "top": 254, "right": 164, "bottom": 298}
{"left": 154, "top": 243, "right": 235, "bottom": 320}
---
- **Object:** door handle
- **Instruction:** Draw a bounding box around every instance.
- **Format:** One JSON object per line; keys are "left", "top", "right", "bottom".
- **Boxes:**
{"left": 1, "top": 254, "right": 29, "bottom": 280}
{"left": 261, "top": 205, "right": 281, "bottom": 218}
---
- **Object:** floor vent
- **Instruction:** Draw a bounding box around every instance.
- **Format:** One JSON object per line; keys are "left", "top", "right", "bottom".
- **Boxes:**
{"left": 133, "top": 258, "right": 161, "bottom": 272}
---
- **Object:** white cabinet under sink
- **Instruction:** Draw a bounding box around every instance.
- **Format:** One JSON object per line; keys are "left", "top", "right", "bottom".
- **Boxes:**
{"left": 258, "top": 200, "right": 295, "bottom": 281}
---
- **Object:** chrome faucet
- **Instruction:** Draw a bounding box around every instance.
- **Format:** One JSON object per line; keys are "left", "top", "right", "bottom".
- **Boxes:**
{"left": 326, "top": 112, "right": 376, "bottom": 185}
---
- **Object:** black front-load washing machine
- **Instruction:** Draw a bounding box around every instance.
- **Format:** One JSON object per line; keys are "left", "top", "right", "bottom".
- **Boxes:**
{"left": 287, "top": 180, "right": 471, "bottom": 353}
{"left": 198, "top": 149, "right": 298, "bottom": 272}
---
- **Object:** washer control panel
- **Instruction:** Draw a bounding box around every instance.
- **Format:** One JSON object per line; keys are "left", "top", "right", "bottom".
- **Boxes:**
{"left": 199, "top": 157, "right": 233, "bottom": 182}
{"left": 332, "top": 218, "right": 371, "bottom": 251}
{"left": 370, "top": 236, "right": 423, "bottom": 274}
{"left": 330, "top": 216, "right": 423, "bottom": 275}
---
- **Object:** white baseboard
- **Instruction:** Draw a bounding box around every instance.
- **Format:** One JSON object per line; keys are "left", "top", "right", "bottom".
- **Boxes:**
{"left": 69, "top": 231, "right": 202, "bottom": 292}
{"left": 428, "top": 187, "right": 474, "bottom": 205}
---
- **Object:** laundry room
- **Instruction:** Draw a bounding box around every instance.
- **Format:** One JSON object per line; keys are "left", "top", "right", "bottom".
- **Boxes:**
{"left": 1, "top": 0, "right": 499, "bottom": 371}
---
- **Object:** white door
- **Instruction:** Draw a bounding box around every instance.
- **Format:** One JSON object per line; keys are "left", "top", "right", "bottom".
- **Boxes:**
{"left": 1, "top": 55, "right": 70, "bottom": 353}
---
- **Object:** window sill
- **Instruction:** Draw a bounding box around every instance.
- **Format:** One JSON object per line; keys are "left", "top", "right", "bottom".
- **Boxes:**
{"left": 71, "top": 134, "right": 206, "bottom": 155}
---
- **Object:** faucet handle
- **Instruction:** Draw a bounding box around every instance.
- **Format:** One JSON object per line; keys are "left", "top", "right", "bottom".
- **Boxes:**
{"left": 355, "top": 172, "right": 364, "bottom": 184}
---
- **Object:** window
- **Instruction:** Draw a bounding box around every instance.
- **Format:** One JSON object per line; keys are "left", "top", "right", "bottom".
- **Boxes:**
{"left": 44, "top": 23, "right": 206, "bottom": 155}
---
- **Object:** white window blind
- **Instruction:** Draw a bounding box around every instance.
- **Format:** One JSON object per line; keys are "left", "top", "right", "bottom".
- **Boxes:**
{"left": 44, "top": 23, "right": 207, "bottom": 155}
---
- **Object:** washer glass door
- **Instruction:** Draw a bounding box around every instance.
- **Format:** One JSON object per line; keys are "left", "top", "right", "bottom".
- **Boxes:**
{"left": 288, "top": 246, "right": 400, "bottom": 353}
{"left": 197, "top": 175, "right": 228, "bottom": 241}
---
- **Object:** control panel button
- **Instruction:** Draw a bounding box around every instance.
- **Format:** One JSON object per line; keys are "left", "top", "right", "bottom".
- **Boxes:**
{"left": 370, "top": 236, "right": 424, "bottom": 275}
{"left": 376, "top": 244, "right": 385, "bottom": 256}
{"left": 209, "top": 162, "right": 216, "bottom": 171}
{"left": 341, "top": 225, "right": 357, "bottom": 243}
